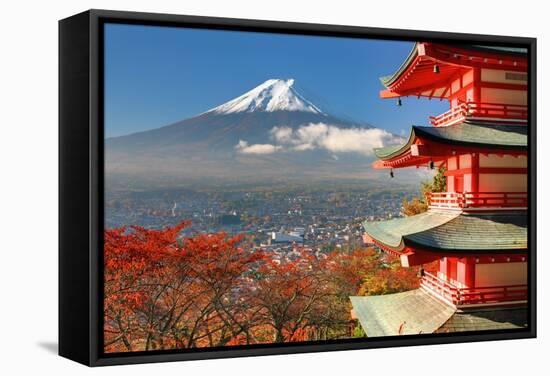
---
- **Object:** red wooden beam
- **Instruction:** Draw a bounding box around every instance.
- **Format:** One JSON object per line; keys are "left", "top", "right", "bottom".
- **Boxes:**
{"left": 473, "top": 68, "right": 481, "bottom": 103}
{"left": 479, "top": 81, "right": 528, "bottom": 91}
{"left": 379, "top": 89, "right": 401, "bottom": 99}
{"left": 400, "top": 252, "right": 440, "bottom": 267}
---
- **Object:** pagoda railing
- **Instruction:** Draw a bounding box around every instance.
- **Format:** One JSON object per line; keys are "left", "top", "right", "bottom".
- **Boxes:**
{"left": 428, "top": 192, "right": 527, "bottom": 210}
{"left": 421, "top": 271, "right": 527, "bottom": 307}
{"left": 429, "top": 101, "right": 528, "bottom": 127}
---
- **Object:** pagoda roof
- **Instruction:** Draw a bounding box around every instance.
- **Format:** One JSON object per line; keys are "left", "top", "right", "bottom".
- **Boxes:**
{"left": 437, "top": 307, "right": 527, "bottom": 333}
{"left": 379, "top": 42, "right": 422, "bottom": 89}
{"left": 350, "top": 289, "right": 527, "bottom": 337}
{"left": 363, "top": 211, "right": 527, "bottom": 253}
{"left": 379, "top": 42, "right": 527, "bottom": 99}
{"left": 466, "top": 45, "right": 528, "bottom": 55}
{"left": 350, "top": 289, "right": 455, "bottom": 336}
{"left": 374, "top": 120, "right": 527, "bottom": 161}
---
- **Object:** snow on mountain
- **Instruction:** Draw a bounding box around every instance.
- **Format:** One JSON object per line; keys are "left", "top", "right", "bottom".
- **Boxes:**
{"left": 205, "top": 79, "right": 325, "bottom": 115}
{"left": 105, "top": 78, "right": 405, "bottom": 186}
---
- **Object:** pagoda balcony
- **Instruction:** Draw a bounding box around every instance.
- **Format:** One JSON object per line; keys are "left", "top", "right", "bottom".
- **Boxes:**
{"left": 428, "top": 192, "right": 528, "bottom": 210}
{"left": 420, "top": 271, "right": 527, "bottom": 307}
{"left": 429, "top": 101, "right": 528, "bottom": 127}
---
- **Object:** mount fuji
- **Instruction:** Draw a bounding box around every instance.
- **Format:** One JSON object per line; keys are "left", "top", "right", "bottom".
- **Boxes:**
{"left": 204, "top": 78, "right": 323, "bottom": 115}
{"left": 105, "top": 79, "right": 401, "bottom": 188}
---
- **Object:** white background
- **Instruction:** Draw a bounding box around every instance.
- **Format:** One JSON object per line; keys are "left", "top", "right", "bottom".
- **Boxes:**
{"left": 1, "top": 0, "right": 547, "bottom": 374}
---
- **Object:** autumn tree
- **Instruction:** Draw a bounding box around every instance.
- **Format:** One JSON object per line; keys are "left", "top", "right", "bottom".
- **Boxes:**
{"left": 103, "top": 221, "right": 190, "bottom": 352}
{"left": 175, "top": 232, "right": 264, "bottom": 347}
{"left": 104, "top": 221, "right": 263, "bottom": 352}
{"left": 104, "top": 223, "right": 431, "bottom": 351}
{"left": 402, "top": 166, "right": 447, "bottom": 216}
{"left": 251, "top": 250, "right": 333, "bottom": 343}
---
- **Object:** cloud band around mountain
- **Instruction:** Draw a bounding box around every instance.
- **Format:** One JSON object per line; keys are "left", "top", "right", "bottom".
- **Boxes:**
{"left": 235, "top": 140, "right": 283, "bottom": 154}
{"left": 235, "top": 123, "right": 402, "bottom": 156}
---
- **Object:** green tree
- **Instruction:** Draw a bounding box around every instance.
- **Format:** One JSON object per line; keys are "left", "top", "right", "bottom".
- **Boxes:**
{"left": 402, "top": 166, "right": 446, "bottom": 216}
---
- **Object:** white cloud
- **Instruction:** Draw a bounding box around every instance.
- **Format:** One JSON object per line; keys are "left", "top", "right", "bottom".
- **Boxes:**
{"left": 235, "top": 140, "right": 282, "bottom": 154}
{"left": 236, "top": 123, "right": 402, "bottom": 156}
{"left": 270, "top": 126, "right": 293, "bottom": 143}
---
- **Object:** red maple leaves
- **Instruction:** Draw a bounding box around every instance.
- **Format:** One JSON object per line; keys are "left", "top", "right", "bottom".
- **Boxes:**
{"left": 104, "top": 221, "right": 425, "bottom": 352}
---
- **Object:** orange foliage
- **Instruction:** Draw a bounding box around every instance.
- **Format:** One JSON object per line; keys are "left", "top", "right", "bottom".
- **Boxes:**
{"left": 104, "top": 221, "right": 425, "bottom": 352}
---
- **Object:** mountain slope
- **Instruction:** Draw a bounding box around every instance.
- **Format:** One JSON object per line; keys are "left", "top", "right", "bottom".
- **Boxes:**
{"left": 105, "top": 79, "right": 400, "bottom": 188}
{"left": 205, "top": 78, "right": 323, "bottom": 114}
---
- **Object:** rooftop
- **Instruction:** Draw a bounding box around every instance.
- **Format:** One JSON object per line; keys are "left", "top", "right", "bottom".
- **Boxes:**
{"left": 374, "top": 120, "right": 527, "bottom": 161}
{"left": 351, "top": 289, "right": 527, "bottom": 337}
{"left": 437, "top": 307, "right": 528, "bottom": 333}
{"left": 379, "top": 42, "right": 528, "bottom": 100}
{"left": 363, "top": 211, "right": 527, "bottom": 253}
{"left": 351, "top": 289, "right": 455, "bottom": 336}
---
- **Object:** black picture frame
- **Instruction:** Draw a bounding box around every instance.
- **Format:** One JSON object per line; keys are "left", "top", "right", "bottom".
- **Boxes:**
{"left": 59, "top": 9, "right": 537, "bottom": 367}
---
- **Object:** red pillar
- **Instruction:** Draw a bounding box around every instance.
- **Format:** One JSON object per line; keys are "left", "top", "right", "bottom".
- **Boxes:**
{"left": 471, "top": 153, "right": 479, "bottom": 193}
{"left": 473, "top": 67, "right": 481, "bottom": 103}
{"left": 439, "top": 257, "right": 448, "bottom": 280}
{"left": 457, "top": 257, "right": 476, "bottom": 288}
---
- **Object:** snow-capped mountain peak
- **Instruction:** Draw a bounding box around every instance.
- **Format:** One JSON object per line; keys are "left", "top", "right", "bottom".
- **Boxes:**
{"left": 206, "top": 79, "right": 324, "bottom": 115}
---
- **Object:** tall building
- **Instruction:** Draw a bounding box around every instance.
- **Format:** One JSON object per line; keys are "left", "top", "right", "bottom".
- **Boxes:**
{"left": 351, "top": 43, "right": 528, "bottom": 336}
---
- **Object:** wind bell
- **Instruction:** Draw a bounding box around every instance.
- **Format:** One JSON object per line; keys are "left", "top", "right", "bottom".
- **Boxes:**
{"left": 396, "top": 97, "right": 402, "bottom": 106}
{"left": 433, "top": 64, "right": 440, "bottom": 73}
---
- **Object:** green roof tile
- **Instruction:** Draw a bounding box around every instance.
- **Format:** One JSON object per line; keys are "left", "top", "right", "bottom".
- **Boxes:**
{"left": 379, "top": 43, "right": 527, "bottom": 89}
{"left": 436, "top": 308, "right": 527, "bottom": 333}
{"left": 364, "top": 211, "right": 527, "bottom": 253}
{"left": 374, "top": 121, "right": 527, "bottom": 161}
{"left": 415, "top": 121, "right": 527, "bottom": 148}
{"left": 351, "top": 289, "right": 456, "bottom": 337}
{"left": 469, "top": 45, "right": 528, "bottom": 55}
{"left": 351, "top": 289, "right": 527, "bottom": 337}
{"left": 363, "top": 211, "right": 459, "bottom": 250}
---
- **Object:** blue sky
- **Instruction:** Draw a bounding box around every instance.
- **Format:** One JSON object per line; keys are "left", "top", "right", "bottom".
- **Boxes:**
{"left": 104, "top": 23, "right": 448, "bottom": 138}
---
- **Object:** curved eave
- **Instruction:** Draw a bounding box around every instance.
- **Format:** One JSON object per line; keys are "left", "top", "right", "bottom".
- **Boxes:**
{"left": 379, "top": 42, "right": 467, "bottom": 97}
{"left": 379, "top": 42, "right": 420, "bottom": 88}
{"left": 373, "top": 121, "right": 528, "bottom": 167}
{"left": 414, "top": 121, "right": 528, "bottom": 150}
{"left": 363, "top": 212, "right": 527, "bottom": 255}
{"left": 374, "top": 127, "right": 416, "bottom": 160}
{"left": 461, "top": 44, "right": 528, "bottom": 57}
{"left": 363, "top": 211, "right": 460, "bottom": 252}
{"left": 403, "top": 238, "right": 528, "bottom": 254}
{"left": 379, "top": 42, "right": 528, "bottom": 99}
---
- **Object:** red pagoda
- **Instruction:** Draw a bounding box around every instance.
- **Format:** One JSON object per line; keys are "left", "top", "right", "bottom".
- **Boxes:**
{"left": 351, "top": 43, "right": 528, "bottom": 336}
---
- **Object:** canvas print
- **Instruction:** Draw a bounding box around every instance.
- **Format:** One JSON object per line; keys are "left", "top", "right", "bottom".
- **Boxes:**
{"left": 103, "top": 23, "right": 529, "bottom": 353}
